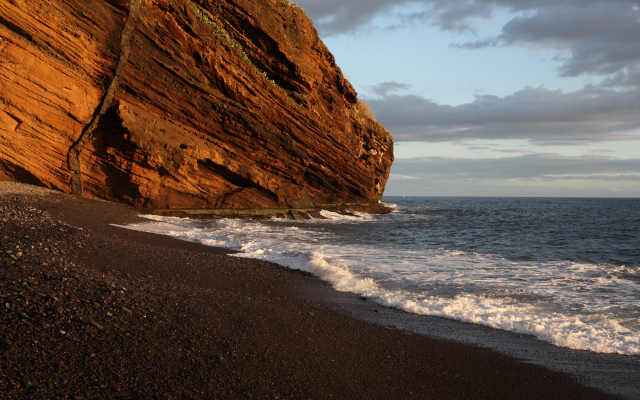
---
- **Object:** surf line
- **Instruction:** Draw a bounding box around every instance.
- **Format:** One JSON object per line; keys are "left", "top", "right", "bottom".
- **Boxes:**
{"left": 67, "top": 0, "right": 142, "bottom": 195}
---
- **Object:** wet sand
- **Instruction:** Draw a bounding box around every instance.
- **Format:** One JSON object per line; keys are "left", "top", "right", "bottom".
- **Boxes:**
{"left": 0, "top": 182, "right": 627, "bottom": 399}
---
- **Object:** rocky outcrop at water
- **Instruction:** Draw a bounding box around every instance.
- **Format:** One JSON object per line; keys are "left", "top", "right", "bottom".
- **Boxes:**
{"left": 0, "top": 0, "right": 393, "bottom": 210}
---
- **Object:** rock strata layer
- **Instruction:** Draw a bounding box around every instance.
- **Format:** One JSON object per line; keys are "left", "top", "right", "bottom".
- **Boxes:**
{"left": 0, "top": 0, "right": 393, "bottom": 209}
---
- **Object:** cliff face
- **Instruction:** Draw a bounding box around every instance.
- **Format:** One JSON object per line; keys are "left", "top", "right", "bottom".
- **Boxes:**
{"left": 0, "top": 0, "right": 393, "bottom": 209}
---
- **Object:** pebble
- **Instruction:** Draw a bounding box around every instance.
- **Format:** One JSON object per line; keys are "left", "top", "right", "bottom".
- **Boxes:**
{"left": 89, "top": 319, "right": 104, "bottom": 330}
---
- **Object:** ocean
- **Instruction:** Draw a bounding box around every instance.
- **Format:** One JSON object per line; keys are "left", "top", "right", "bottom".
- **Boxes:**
{"left": 120, "top": 197, "right": 640, "bottom": 356}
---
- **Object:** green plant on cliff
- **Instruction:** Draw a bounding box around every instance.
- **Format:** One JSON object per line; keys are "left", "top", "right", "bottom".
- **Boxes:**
{"left": 192, "top": 5, "right": 237, "bottom": 48}
{"left": 191, "top": 3, "right": 292, "bottom": 100}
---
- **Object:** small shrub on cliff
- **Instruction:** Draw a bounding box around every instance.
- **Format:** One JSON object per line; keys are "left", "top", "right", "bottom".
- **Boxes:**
{"left": 356, "top": 99, "right": 383, "bottom": 129}
{"left": 356, "top": 99, "right": 376, "bottom": 121}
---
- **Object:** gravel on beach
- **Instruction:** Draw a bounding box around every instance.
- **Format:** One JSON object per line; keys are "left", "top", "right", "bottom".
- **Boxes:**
{"left": 0, "top": 182, "right": 621, "bottom": 399}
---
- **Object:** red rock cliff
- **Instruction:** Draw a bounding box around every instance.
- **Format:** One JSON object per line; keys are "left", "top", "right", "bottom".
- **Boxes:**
{"left": 0, "top": 0, "right": 393, "bottom": 209}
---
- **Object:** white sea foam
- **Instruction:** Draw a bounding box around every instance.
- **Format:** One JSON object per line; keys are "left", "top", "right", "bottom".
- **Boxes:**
{"left": 117, "top": 215, "right": 640, "bottom": 356}
{"left": 317, "top": 210, "right": 374, "bottom": 221}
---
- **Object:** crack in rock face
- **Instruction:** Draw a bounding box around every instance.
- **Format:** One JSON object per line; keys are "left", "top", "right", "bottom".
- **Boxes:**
{"left": 67, "top": 0, "right": 142, "bottom": 195}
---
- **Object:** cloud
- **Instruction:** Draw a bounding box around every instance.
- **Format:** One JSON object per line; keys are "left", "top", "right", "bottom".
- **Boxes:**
{"left": 298, "top": 0, "right": 640, "bottom": 81}
{"left": 492, "top": 149, "right": 533, "bottom": 153}
{"left": 368, "top": 82, "right": 411, "bottom": 97}
{"left": 295, "top": 0, "right": 398, "bottom": 36}
{"left": 493, "top": 2, "right": 640, "bottom": 78}
{"left": 385, "top": 153, "right": 640, "bottom": 196}
{"left": 600, "top": 65, "right": 640, "bottom": 88}
{"left": 391, "top": 153, "right": 640, "bottom": 180}
{"left": 368, "top": 84, "right": 640, "bottom": 144}
{"left": 296, "top": 0, "right": 499, "bottom": 36}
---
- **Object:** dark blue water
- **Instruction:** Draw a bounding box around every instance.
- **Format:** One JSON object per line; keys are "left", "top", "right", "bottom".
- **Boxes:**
{"left": 382, "top": 197, "right": 640, "bottom": 268}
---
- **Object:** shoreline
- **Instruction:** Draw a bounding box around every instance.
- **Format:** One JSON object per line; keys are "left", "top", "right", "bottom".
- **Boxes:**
{"left": 0, "top": 182, "right": 629, "bottom": 399}
{"left": 291, "top": 278, "right": 640, "bottom": 399}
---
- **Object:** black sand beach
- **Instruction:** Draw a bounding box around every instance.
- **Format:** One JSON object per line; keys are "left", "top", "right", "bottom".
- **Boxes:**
{"left": 0, "top": 182, "right": 627, "bottom": 399}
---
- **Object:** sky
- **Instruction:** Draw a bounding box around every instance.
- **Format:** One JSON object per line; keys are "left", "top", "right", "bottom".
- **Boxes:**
{"left": 295, "top": 0, "right": 640, "bottom": 197}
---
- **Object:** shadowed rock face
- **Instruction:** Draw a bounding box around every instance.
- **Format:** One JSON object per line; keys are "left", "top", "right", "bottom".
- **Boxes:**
{"left": 0, "top": 0, "right": 393, "bottom": 209}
